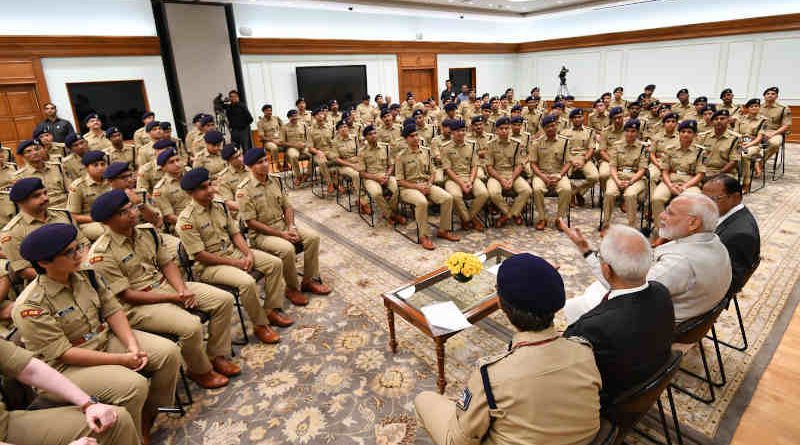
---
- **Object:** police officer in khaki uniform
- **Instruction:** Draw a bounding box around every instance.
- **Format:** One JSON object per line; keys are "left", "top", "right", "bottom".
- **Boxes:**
{"left": 237, "top": 149, "right": 332, "bottom": 303}
{"left": 61, "top": 133, "right": 90, "bottom": 184}
{"left": 152, "top": 148, "right": 188, "bottom": 228}
{"left": 441, "top": 120, "right": 488, "bottom": 232}
{"left": 215, "top": 144, "right": 249, "bottom": 211}
{"left": 281, "top": 109, "right": 310, "bottom": 186}
{"left": 610, "top": 86, "right": 627, "bottom": 111}
{"left": 377, "top": 109, "right": 403, "bottom": 159}
{"left": 12, "top": 223, "right": 181, "bottom": 444}
{"left": 673, "top": 89, "right": 692, "bottom": 120}
{"left": 67, "top": 151, "right": 111, "bottom": 241}
{"left": 332, "top": 121, "right": 371, "bottom": 214}
{"left": 718, "top": 88, "right": 741, "bottom": 118}
{"left": 530, "top": 114, "right": 571, "bottom": 230}
{"left": 649, "top": 112, "right": 680, "bottom": 196}
{"left": 415, "top": 253, "right": 601, "bottom": 445}
{"left": 467, "top": 116, "right": 495, "bottom": 180}
{"left": 134, "top": 111, "right": 155, "bottom": 151}
{"left": 194, "top": 130, "right": 226, "bottom": 177}
{"left": 33, "top": 127, "right": 66, "bottom": 161}
{"left": 257, "top": 104, "right": 283, "bottom": 161}
{"left": 414, "top": 109, "right": 435, "bottom": 147}
{"left": 602, "top": 120, "right": 648, "bottom": 229}
{"left": 105, "top": 162, "right": 165, "bottom": 234}
{"left": 0, "top": 149, "right": 17, "bottom": 228}
{"left": 0, "top": 260, "right": 15, "bottom": 340}
{"left": 359, "top": 125, "right": 405, "bottom": 225}
{"left": 698, "top": 109, "right": 740, "bottom": 178}
{"left": 736, "top": 98, "right": 767, "bottom": 186}
{"left": 0, "top": 336, "right": 138, "bottom": 445}
{"left": 177, "top": 167, "right": 291, "bottom": 344}
{"left": 89, "top": 190, "right": 239, "bottom": 390}
{"left": 652, "top": 120, "right": 706, "bottom": 230}
{"left": 82, "top": 114, "right": 113, "bottom": 153}
{"left": 295, "top": 98, "right": 313, "bottom": 126}
{"left": 308, "top": 108, "right": 336, "bottom": 193}
{"left": 355, "top": 95, "right": 376, "bottom": 124}
{"left": 104, "top": 126, "right": 136, "bottom": 169}
{"left": 136, "top": 139, "right": 174, "bottom": 195}
{"left": 1, "top": 178, "right": 89, "bottom": 282}
{"left": 430, "top": 117, "right": 453, "bottom": 176}
{"left": 13, "top": 139, "right": 68, "bottom": 208}
{"left": 598, "top": 107, "right": 626, "bottom": 189}
{"left": 396, "top": 124, "right": 459, "bottom": 250}
{"left": 560, "top": 109, "right": 599, "bottom": 206}
{"left": 184, "top": 113, "right": 205, "bottom": 156}
{"left": 190, "top": 115, "right": 217, "bottom": 156}
{"left": 160, "top": 121, "right": 189, "bottom": 165}
{"left": 588, "top": 100, "right": 610, "bottom": 134}
{"left": 760, "top": 86, "right": 792, "bottom": 166}
{"left": 487, "top": 117, "right": 532, "bottom": 227}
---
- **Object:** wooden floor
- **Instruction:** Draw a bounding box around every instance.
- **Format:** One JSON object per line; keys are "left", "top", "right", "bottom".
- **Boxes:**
{"left": 730, "top": 302, "right": 800, "bottom": 445}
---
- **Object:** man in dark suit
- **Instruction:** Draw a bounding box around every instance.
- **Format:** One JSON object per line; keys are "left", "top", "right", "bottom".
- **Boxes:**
{"left": 564, "top": 224, "right": 675, "bottom": 407}
{"left": 702, "top": 174, "right": 761, "bottom": 296}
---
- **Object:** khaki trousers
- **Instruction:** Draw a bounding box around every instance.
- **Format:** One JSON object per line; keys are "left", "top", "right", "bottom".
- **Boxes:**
{"left": 652, "top": 182, "right": 702, "bottom": 233}
{"left": 265, "top": 142, "right": 279, "bottom": 161}
{"left": 598, "top": 161, "right": 610, "bottom": 189}
{"left": 287, "top": 147, "right": 309, "bottom": 178}
{"left": 399, "top": 186, "right": 454, "bottom": 237}
{"left": 444, "top": 178, "right": 488, "bottom": 222}
{"left": 570, "top": 162, "right": 599, "bottom": 196}
{"left": 648, "top": 164, "right": 662, "bottom": 198}
{"left": 197, "top": 249, "right": 284, "bottom": 327}
{"left": 339, "top": 166, "right": 363, "bottom": 203}
{"left": 532, "top": 176, "right": 571, "bottom": 222}
{"left": 251, "top": 226, "right": 321, "bottom": 291}
{"left": 315, "top": 155, "right": 335, "bottom": 185}
{"left": 765, "top": 134, "right": 783, "bottom": 163}
{"left": 6, "top": 405, "right": 138, "bottom": 445}
{"left": 58, "top": 330, "right": 180, "bottom": 439}
{"left": 487, "top": 176, "right": 532, "bottom": 218}
{"left": 740, "top": 145, "right": 760, "bottom": 185}
{"left": 364, "top": 177, "right": 399, "bottom": 218}
{"left": 127, "top": 282, "right": 235, "bottom": 375}
{"left": 414, "top": 391, "right": 456, "bottom": 445}
{"left": 603, "top": 178, "right": 646, "bottom": 226}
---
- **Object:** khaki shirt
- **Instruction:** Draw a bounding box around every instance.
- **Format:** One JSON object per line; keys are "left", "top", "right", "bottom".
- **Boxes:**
{"left": 67, "top": 175, "right": 111, "bottom": 215}
{"left": 355, "top": 103, "right": 377, "bottom": 124}
{"left": 177, "top": 200, "right": 238, "bottom": 260}
{"left": 430, "top": 135, "right": 451, "bottom": 160}
{"left": 1, "top": 209, "right": 88, "bottom": 274}
{"left": 0, "top": 164, "right": 17, "bottom": 227}
{"left": 309, "top": 123, "right": 334, "bottom": 154}
{"left": 718, "top": 102, "right": 741, "bottom": 116}
{"left": 136, "top": 161, "right": 163, "bottom": 195}
{"left": 257, "top": 116, "right": 283, "bottom": 143}
{"left": 699, "top": 130, "right": 741, "bottom": 174}
{"left": 735, "top": 115, "right": 766, "bottom": 140}
{"left": 417, "top": 125, "right": 435, "bottom": 147}
{"left": 105, "top": 143, "right": 136, "bottom": 168}
{"left": 441, "top": 140, "right": 478, "bottom": 180}
{"left": 215, "top": 165, "right": 249, "bottom": 202}
{"left": 88, "top": 225, "right": 171, "bottom": 300}
{"left": 189, "top": 133, "right": 207, "bottom": 155}
{"left": 610, "top": 98, "right": 628, "bottom": 110}
{"left": 83, "top": 131, "right": 112, "bottom": 152}
{"left": 133, "top": 126, "right": 151, "bottom": 149}
{"left": 326, "top": 112, "right": 343, "bottom": 129}
{"left": 600, "top": 126, "right": 624, "bottom": 152}
{"left": 588, "top": 111, "right": 609, "bottom": 133}
{"left": 332, "top": 135, "right": 358, "bottom": 161}
{"left": 0, "top": 337, "right": 35, "bottom": 438}
{"left": 672, "top": 102, "right": 693, "bottom": 120}
{"left": 280, "top": 122, "right": 308, "bottom": 147}
{"left": 664, "top": 145, "right": 706, "bottom": 182}
{"left": 610, "top": 140, "right": 647, "bottom": 179}
{"left": 194, "top": 149, "right": 226, "bottom": 177}
{"left": 61, "top": 153, "right": 85, "bottom": 184}
{"left": 524, "top": 114, "right": 542, "bottom": 136}
{"left": 12, "top": 272, "right": 122, "bottom": 370}
{"left": 184, "top": 128, "right": 201, "bottom": 152}
{"left": 237, "top": 174, "right": 288, "bottom": 230}
{"left": 560, "top": 126, "right": 595, "bottom": 160}
{"left": 152, "top": 175, "right": 187, "bottom": 218}
{"left": 298, "top": 110, "right": 313, "bottom": 126}
{"left": 360, "top": 142, "right": 391, "bottom": 175}
{"left": 395, "top": 149, "right": 431, "bottom": 183}
{"left": 760, "top": 102, "right": 792, "bottom": 132}
{"left": 467, "top": 132, "right": 495, "bottom": 158}
{"left": 486, "top": 138, "right": 524, "bottom": 177}
{"left": 43, "top": 142, "right": 66, "bottom": 162}
{"left": 12, "top": 163, "right": 68, "bottom": 208}
{"left": 376, "top": 123, "right": 402, "bottom": 147}
{"left": 652, "top": 131, "right": 679, "bottom": 161}
{"left": 136, "top": 141, "right": 156, "bottom": 169}
{"left": 445, "top": 328, "right": 601, "bottom": 445}
{"left": 530, "top": 135, "right": 569, "bottom": 174}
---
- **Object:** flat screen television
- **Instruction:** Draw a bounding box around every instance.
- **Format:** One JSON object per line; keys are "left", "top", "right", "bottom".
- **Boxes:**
{"left": 296, "top": 65, "right": 367, "bottom": 114}
{"left": 66, "top": 80, "right": 149, "bottom": 140}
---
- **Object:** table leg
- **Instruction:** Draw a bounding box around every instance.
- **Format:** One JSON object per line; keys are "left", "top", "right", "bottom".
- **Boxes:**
{"left": 386, "top": 306, "right": 398, "bottom": 353}
{"left": 435, "top": 337, "right": 446, "bottom": 394}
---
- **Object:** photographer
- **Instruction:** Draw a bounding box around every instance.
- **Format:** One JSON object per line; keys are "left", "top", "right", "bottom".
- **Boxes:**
{"left": 222, "top": 90, "right": 254, "bottom": 150}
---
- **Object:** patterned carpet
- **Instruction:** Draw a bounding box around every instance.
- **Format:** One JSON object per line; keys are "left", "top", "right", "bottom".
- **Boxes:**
{"left": 152, "top": 145, "right": 800, "bottom": 445}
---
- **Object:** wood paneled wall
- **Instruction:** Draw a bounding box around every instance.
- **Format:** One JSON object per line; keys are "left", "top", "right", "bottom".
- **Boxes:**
{"left": 0, "top": 36, "right": 161, "bottom": 58}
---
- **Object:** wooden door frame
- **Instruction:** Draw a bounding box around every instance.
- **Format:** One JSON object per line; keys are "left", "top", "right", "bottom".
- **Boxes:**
{"left": 397, "top": 53, "right": 438, "bottom": 104}
{"left": 0, "top": 57, "right": 50, "bottom": 108}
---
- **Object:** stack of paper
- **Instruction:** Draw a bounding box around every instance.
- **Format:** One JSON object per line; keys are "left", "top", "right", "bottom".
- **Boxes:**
{"left": 420, "top": 301, "right": 472, "bottom": 336}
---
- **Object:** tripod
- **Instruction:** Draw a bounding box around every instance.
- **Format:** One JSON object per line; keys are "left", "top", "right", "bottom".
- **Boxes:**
{"left": 557, "top": 66, "right": 570, "bottom": 98}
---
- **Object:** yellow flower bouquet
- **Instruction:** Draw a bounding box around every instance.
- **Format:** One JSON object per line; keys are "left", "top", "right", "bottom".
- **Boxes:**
{"left": 446, "top": 252, "right": 483, "bottom": 283}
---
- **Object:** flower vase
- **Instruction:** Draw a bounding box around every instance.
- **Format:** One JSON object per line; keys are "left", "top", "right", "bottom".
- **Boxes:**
{"left": 453, "top": 273, "right": 472, "bottom": 283}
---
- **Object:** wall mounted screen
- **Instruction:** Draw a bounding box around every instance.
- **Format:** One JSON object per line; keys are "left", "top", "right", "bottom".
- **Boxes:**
{"left": 296, "top": 65, "right": 367, "bottom": 113}
{"left": 66, "top": 80, "right": 148, "bottom": 139}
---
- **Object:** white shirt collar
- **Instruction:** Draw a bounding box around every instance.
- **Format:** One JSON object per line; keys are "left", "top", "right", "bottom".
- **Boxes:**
{"left": 608, "top": 282, "right": 649, "bottom": 300}
{"left": 717, "top": 203, "right": 745, "bottom": 227}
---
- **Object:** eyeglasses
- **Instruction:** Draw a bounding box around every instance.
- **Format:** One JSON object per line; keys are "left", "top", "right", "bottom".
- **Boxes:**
{"left": 115, "top": 205, "right": 137, "bottom": 216}
{"left": 705, "top": 193, "right": 730, "bottom": 203}
{"left": 59, "top": 244, "right": 85, "bottom": 259}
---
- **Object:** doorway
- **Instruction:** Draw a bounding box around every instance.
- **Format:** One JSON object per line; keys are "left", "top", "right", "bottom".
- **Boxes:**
{"left": 400, "top": 68, "right": 436, "bottom": 103}
{"left": 448, "top": 67, "right": 476, "bottom": 92}
{"left": 0, "top": 84, "right": 41, "bottom": 152}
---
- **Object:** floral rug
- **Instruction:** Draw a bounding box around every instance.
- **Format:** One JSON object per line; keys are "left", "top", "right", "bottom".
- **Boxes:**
{"left": 152, "top": 145, "right": 800, "bottom": 445}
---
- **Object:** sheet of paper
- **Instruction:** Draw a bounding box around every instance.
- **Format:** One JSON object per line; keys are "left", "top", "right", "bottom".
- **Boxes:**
{"left": 484, "top": 263, "right": 502, "bottom": 276}
{"left": 564, "top": 280, "right": 609, "bottom": 325}
{"left": 420, "top": 301, "right": 472, "bottom": 335}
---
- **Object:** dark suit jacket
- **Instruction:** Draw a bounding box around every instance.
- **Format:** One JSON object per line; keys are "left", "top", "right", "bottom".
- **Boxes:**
{"left": 715, "top": 206, "right": 760, "bottom": 296}
{"left": 564, "top": 281, "right": 675, "bottom": 407}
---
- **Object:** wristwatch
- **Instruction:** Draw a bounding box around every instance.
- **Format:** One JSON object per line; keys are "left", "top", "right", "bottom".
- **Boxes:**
{"left": 80, "top": 396, "right": 99, "bottom": 413}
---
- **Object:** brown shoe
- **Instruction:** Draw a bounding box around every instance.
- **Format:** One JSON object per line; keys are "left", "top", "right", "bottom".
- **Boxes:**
{"left": 436, "top": 230, "right": 460, "bottom": 242}
{"left": 460, "top": 219, "right": 472, "bottom": 231}
{"left": 513, "top": 215, "right": 524, "bottom": 225}
{"left": 420, "top": 236, "right": 436, "bottom": 250}
{"left": 619, "top": 200, "right": 627, "bottom": 213}
{"left": 495, "top": 215, "right": 510, "bottom": 228}
{"left": 293, "top": 177, "right": 302, "bottom": 187}
{"left": 471, "top": 216, "right": 485, "bottom": 232}
{"left": 327, "top": 183, "right": 335, "bottom": 194}
{"left": 141, "top": 410, "right": 157, "bottom": 445}
{"left": 188, "top": 370, "right": 229, "bottom": 389}
{"left": 211, "top": 356, "right": 241, "bottom": 377}
{"left": 301, "top": 280, "right": 332, "bottom": 295}
{"left": 267, "top": 309, "right": 295, "bottom": 327}
{"left": 254, "top": 325, "right": 280, "bottom": 344}
{"left": 360, "top": 202, "right": 373, "bottom": 215}
{"left": 556, "top": 220, "right": 565, "bottom": 232}
{"left": 389, "top": 214, "right": 407, "bottom": 225}
{"left": 535, "top": 220, "right": 546, "bottom": 231}
{"left": 286, "top": 288, "right": 309, "bottom": 306}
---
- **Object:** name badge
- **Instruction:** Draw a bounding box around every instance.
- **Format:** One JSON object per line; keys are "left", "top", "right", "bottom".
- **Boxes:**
{"left": 200, "top": 222, "right": 211, "bottom": 230}
{"left": 676, "top": 170, "right": 688, "bottom": 176}
{"left": 622, "top": 168, "right": 633, "bottom": 174}
{"left": 121, "top": 253, "right": 134, "bottom": 263}
{"left": 56, "top": 306, "right": 76, "bottom": 317}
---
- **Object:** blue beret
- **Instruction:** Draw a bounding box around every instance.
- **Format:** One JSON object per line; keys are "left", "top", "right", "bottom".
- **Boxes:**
{"left": 221, "top": 143, "right": 240, "bottom": 161}
{"left": 401, "top": 124, "right": 417, "bottom": 138}
{"left": 16, "top": 139, "right": 37, "bottom": 155}
{"left": 83, "top": 113, "right": 99, "bottom": 124}
{"left": 204, "top": 130, "right": 224, "bottom": 145}
{"left": 103, "top": 161, "right": 131, "bottom": 179}
{"left": 623, "top": 119, "right": 641, "bottom": 131}
{"left": 105, "top": 126, "right": 121, "bottom": 138}
{"left": 157, "top": 147, "right": 178, "bottom": 167}
{"left": 181, "top": 167, "right": 210, "bottom": 191}
{"left": 645, "top": 84, "right": 656, "bottom": 90}
{"left": 335, "top": 120, "right": 347, "bottom": 130}
{"left": 402, "top": 117, "right": 415, "bottom": 128}
{"left": 412, "top": 109, "right": 423, "bottom": 117}
{"left": 311, "top": 107, "right": 323, "bottom": 116}
{"left": 711, "top": 109, "right": 730, "bottom": 119}
{"left": 448, "top": 119, "right": 466, "bottom": 130}
{"left": 628, "top": 101, "right": 641, "bottom": 108}
{"left": 480, "top": 103, "right": 492, "bottom": 110}
{"left": 511, "top": 104, "right": 522, "bottom": 112}
{"left": 199, "top": 115, "right": 214, "bottom": 125}
{"left": 662, "top": 112, "right": 679, "bottom": 123}
{"left": 82, "top": 150, "right": 106, "bottom": 166}
{"left": 693, "top": 96, "right": 707, "bottom": 105}
{"left": 153, "top": 139, "right": 176, "bottom": 151}
{"left": 745, "top": 98, "right": 760, "bottom": 108}
{"left": 569, "top": 108, "right": 583, "bottom": 118}
{"left": 159, "top": 121, "right": 172, "bottom": 131}
{"left": 763, "top": 86, "right": 779, "bottom": 96}
{"left": 497, "top": 253, "right": 565, "bottom": 314}
{"left": 192, "top": 113, "right": 206, "bottom": 123}
{"left": 389, "top": 103, "right": 401, "bottom": 110}
{"left": 64, "top": 133, "right": 83, "bottom": 148}
{"left": 380, "top": 108, "right": 391, "bottom": 118}
{"left": 362, "top": 125, "right": 376, "bottom": 137}
{"left": 444, "top": 103, "right": 458, "bottom": 112}
{"left": 495, "top": 116, "right": 510, "bottom": 127}
{"left": 678, "top": 120, "right": 698, "bottom": 132}
{"left": 10, "top": 177, "right": 44, "bottom": 202}
{"left": 541, "top": 114, "right": 558, "bottom": 127}
{"left": 565, "top": 95, "right": 575, "bottom": 100}
{"left": 243, "top": 148, "right": 266, "bottom": 166}
{"left": 374, "top": 94, "right": 383, "bottom": 100}
{"left": 406, "top": 91, "right": 414, "bottom": 98}
{"left": 20, "top": 223, "right": 78, "bottom": 263}
{"left": 145, "top": 121, "right": 161, "bottom": 132}
{"left": 91, "top": 189, "right": 129, "bottom": 222}
{"left": 551, "top": 101, "right": 565, "bottom": 109}
{"left": 510, "top": 116, "right": 524, "bottom": 124}
{"left": 720, "top": 88, "right": 733, "bottom": 99}
{"left": 287, "top": 109, "right": 298, "bottom": 118}
{"left": 608, "top": 106, "right": 624, "bottom": 118}
{"left": 676, "top": 88, "right": 689, "bottom": 97}
{"left": 142, "top": 111, "right": 155, "bottom": 121}
{"left": 471, "top": 115, "right": 484, "bottom": 124}
{"left": 32, "top": 128, "right": 49, "bottom": 139}
{"left": 613, "top": 86, "right": 624, "bottom": 93}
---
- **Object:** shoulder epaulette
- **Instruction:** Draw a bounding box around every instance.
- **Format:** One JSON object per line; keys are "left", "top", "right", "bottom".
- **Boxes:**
{"left": 236, "top": 176, "right": 252, "bottom": 190}
{"left": 91, "top": 233, "right": 112, "bottom": 253}
{"left": 153, "top": 177, "right": 167, "bottom": 189}
{"left": 3, "top": 213, "right": 23, "bottom": 231}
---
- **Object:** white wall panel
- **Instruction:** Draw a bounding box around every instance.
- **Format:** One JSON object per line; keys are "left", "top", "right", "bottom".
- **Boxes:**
{"left": 724, "top": 41, "right": 755, "bottom": 100}
{"left": 757, "top": 37, "right": 800, "bottom": 100}
{"left": 437, "top": 54, "right": 519, "bottom": 98}
{"left": 535, "top": 51, "right": 604, "bottom": 100}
